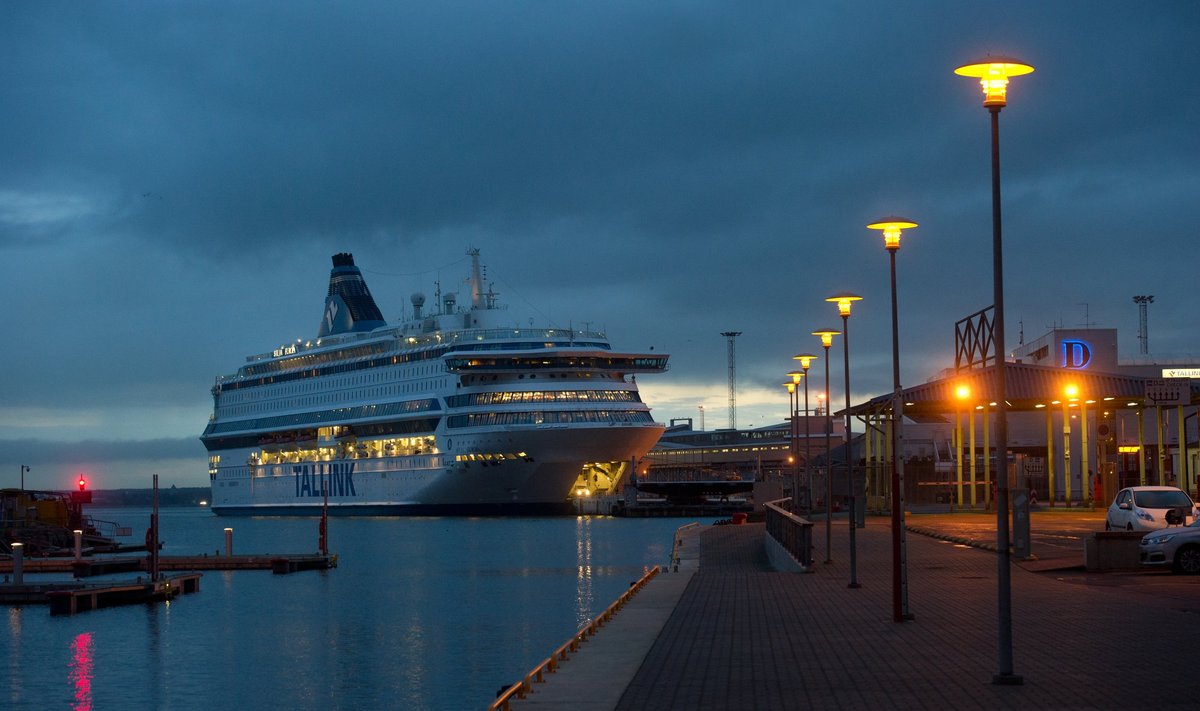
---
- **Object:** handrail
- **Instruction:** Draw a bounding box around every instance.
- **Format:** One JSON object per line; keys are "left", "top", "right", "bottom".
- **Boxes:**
{"left": 671, "top": 522, "right": 700, "bottom": 571}
{"left": 764, "top": 497, "right": 814, "bottom": 569}
{"left": 487, "top": 565, "right": 661, "bottom": 710}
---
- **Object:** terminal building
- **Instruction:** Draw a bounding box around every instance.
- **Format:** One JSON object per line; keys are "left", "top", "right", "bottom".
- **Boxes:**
{"left": 640, "top": 324, "right": 1200, "bottom": 513}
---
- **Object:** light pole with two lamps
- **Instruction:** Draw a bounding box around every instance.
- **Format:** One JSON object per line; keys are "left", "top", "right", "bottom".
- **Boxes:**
{"left": 868, "top": 216, "right": 917, "bottom": 621}
{"left": 812, "top": 327, "right": 840, "bottom": 565}
{"left": 826, "top": 294, "right": 862, "bottom": 589}
{"left": 955, "top": 53, "right": 1034, "bottom": 686}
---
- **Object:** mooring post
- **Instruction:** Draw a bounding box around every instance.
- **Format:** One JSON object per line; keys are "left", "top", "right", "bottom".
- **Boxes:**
{"left": 12, "top": 542, "right": 23, "bottom": 585}
{"left": 74, "top": 529, "right": 83, "bottom": 561}
{"left": 224, "top": 527, "right": 233, "bottom": 557}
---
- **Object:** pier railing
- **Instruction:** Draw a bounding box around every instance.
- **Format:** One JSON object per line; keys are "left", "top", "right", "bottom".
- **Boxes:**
{"left": 764, "top": 498, "right": 814, "bottom": 569}
{"left": 488, "top": 565, "right": 661, "bottom": 711}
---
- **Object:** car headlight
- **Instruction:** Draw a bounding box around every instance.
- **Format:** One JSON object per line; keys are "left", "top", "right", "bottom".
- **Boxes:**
{"left": 1135, "top": 510, "right": 1154, "bottom": 521}
{"left": 1144, "top": 533, "right": 1175, "bottom": 545}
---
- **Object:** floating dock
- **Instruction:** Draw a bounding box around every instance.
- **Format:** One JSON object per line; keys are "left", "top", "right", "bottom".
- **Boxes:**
{"left": 0, "top": 553, "right": 336, "bottom": 576}
{"left": 46, "top": 573, "right": 202, "bottom": 615}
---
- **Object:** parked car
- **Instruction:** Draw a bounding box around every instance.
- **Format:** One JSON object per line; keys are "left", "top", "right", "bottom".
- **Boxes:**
{"left": 1105, "top": 486, "right": 1198, "bottom": 532}
{"left": 1140, "top": 520, "right": 1200, "bottom": 574}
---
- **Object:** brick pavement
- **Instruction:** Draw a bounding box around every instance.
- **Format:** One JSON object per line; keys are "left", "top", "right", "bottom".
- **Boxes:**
{"left": 612, "top": 519, "right": 1200, "bottom": 710}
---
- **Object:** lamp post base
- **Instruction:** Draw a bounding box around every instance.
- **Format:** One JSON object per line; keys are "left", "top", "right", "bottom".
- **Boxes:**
{"left": 992, "top": 673, "right": 1024, "bottom": 686}
{"left": 847, "top": 582, "right": 861, "bottom": 589}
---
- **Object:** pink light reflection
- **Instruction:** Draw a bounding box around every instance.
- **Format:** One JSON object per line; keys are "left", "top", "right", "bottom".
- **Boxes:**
{"left": 69, "top": 632, "right": 94, "bottom": 711}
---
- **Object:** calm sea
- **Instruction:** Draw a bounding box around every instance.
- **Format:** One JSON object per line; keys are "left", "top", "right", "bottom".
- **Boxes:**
{"left": 4, "top": 507, "right": 701, "bottom": 710}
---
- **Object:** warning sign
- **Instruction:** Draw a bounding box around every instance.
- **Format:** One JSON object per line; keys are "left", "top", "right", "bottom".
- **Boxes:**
{"left": 1145, "top": 378, "right": 1189, "bottom": 406}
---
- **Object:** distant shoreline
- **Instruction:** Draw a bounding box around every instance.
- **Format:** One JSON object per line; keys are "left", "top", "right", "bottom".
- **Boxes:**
{"left": 88, "top": 487, "right": 211, "bottom": 507}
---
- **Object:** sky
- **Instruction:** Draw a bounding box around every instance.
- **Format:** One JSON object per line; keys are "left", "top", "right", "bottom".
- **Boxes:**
{"left": 2, "top": 1, "right": 1197, "bottom": 490}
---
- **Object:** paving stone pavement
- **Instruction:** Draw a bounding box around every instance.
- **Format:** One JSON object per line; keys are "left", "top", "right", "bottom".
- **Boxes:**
{"left": 611, "top": 519, "right": 1199, "bottom": 710}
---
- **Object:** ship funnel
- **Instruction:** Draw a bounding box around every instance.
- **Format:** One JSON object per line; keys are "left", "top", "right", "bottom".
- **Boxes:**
{"left": 443, "top": 292, "right": 457, "bottom": 315}
{"left": 317, "top": 253, "right": 387, "bottom": 337}
{"left": 411, "top": 292, "right": 426, "bottom": 319}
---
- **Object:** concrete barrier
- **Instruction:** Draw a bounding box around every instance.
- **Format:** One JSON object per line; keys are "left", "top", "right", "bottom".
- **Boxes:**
{"left": 1083, "top": 531, "right": 1144, "bottom": 571}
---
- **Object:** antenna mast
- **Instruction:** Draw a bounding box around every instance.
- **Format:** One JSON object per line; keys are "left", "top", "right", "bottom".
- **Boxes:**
{"left": 721, "top": 331, "right": 742, "bottom": 429}
{"left": 1133, "top": 295, "right": 1154, "bottom": 355}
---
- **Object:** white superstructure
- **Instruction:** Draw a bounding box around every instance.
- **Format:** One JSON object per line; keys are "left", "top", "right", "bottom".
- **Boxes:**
{"left": 201, "top": 250, "right": 668, "bottom": 515}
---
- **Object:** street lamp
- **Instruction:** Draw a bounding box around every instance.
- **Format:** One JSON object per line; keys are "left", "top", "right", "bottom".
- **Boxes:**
{"left": 784, "top": 378, "right": 800, "bottom": 510}
{"left": 826, "top": 293, "right": 862, "bottom": 589}
{"left": 812, "top": 327, "right": 841, "bottom": 565}
{"left": 956, "top": 53, "right": 1034, "bottom": 686}
{"left": 788, "top": 371, "right": 806, "bottom": 510}
{"left": 868, "top": 216, "right": 918, "bottom": 621}
{"left": 794, "top": 353, "right": 818, "bottom": 515}
{"left": 20, "top": 464, "right": 30, "bottom": 491}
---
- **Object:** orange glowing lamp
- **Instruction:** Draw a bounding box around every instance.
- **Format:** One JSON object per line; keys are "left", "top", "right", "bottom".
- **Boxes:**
{"left": 955, "top": 56, "right": 1034, "bottom": 108}
{"left": 787, "top": 370, "right": 804, "bottom": 385}
{"left": 955, "top": 385, "right": 971, "bottom": 401}
{"left": 1065, "top": 384, "right": 1079, "bottom": 399}
{"left": 784, "top": 381, "right": 796, "bottom": 394}
{"left": 825, "top": 293, "right": 862, "bottom": 318}
{"left": 812, "top": 327, "right": 841, "bottom": 348}
{"left": 867, "top": 216, "right": 918, "bottom": 252}
{"left": 793, "top": 353, "right": 818, "bottom": 371}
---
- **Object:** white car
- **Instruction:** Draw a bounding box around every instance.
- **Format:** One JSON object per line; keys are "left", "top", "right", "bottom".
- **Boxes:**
{"left": 1105, "top": 486, "right": 1198, "bottom": 532}
{"left": 1140, "top": 520, "right": 1200, "bottom": 574}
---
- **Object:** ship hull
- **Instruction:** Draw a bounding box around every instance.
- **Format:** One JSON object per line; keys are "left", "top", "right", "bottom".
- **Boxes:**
{"left": 209, "top": 423, "right": 663, "bottom": 516}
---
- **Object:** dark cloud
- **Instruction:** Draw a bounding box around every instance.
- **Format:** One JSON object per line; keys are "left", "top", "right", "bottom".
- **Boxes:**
{"left": 1, "top": 1, "right": 1197, "bottom": 485}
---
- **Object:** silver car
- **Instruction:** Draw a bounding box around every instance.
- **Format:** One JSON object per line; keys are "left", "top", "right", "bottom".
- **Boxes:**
{"left": 1140, "top": 520, "right": 1200, "bottom": 574}
{"left": 1105, "top": 486, "right": 1198, "bottom": 532}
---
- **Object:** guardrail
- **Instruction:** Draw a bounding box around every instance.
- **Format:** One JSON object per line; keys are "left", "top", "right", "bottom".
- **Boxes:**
{"left": 764, "top": 498, "right": 814, "bottom": 568}
{"left": 488, "top": 565, "right": 661, "bottom": 711}
{"left": 671, "top": 522, "right": 700, "bottom": 571}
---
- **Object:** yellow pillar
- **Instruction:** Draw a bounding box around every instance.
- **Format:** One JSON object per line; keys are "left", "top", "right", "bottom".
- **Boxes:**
{"left": 955, "top": 408, "right": 964, "bottom": 507}
{"left": 1138, "top": 409, "right": 1146, "bottom": 486}
{"left": 1081, "top": 400, "right": 1090, "bottom": 508}
{"left": 1045, "top": 408, "right": 1055, "bottom": 507}
{"left": 1178, "top": 405, "right": 1186, "bottom": 492}
{"left": 983, "top": 403, "right": 991, "bottom": 509}
{"left": 1063, "top": 401, "right": 1072, "bottom": 506}
{"left": 1157, "top": 406, "right": 1165, "bottom": 486}
{"left": 969, "top": 406, "right": 977, "bottom": 509}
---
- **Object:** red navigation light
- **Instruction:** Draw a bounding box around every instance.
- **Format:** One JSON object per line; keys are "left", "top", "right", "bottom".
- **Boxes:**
{"left": 78, "top": 475, "right": 87, "bottom": 491}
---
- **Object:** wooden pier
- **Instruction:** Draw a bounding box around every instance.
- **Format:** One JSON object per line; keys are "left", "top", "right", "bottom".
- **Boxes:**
{"left": 46, "top": 573, "right": 202, "bottom": 615}
{"left": 1, "top": 553, "right": 337, "bottom": 576}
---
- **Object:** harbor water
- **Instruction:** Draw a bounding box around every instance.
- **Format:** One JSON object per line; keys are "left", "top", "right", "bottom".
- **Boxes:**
{"left": 3, "top": 507, "right": 701, "bottom": 710}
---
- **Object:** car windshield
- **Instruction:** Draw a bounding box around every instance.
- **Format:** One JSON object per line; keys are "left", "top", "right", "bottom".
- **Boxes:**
{"left": 1132, "top": 490, "right": 1193, "bottom": 509}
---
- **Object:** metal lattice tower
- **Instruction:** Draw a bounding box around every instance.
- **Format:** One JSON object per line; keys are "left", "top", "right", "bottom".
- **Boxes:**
{"left": 721, "top": 331, "right": 741, "bottom": 429}
{"left": 1133, "top": 295, "right": 1153, "bottom": 355}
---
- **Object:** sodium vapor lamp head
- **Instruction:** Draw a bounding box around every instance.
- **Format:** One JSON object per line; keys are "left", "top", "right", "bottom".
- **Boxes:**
{"left": 812, "top": 327, "right": 841, "bottom": 348}
{"left": 794, "top": 353, "right": 818, "bottom": 371}
{"left": 867, "top": 216, "right": 918, "bottom": 252}
{"left": 787, "top": 370, "right": 805, "bottom": 384}
{"left": 784, "top": 381, "right": 796, "bottom": 393}
{"left": 955, "top": 385, "right": 971, "bottom": 400}
{"left": 825, "top": 292, "right": 862, "bottom": 318}
{"left": 954, "top": 56, "right": 1034, "bottom": 108}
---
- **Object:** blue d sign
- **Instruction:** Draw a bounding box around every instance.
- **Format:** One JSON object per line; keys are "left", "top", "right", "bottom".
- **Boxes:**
{"left": 1061, "top": 340, "right": 1092, "bottom": 369}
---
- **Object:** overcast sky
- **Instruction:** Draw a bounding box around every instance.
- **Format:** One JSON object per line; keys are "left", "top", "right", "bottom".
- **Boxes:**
{"left": 2, "top": 2, "right": 1197, "bottom": 489}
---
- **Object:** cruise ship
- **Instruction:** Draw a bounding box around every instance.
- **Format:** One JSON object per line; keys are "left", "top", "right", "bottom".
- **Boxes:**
{"left": 201, "top": 250, "right": 668, "bottom": 515}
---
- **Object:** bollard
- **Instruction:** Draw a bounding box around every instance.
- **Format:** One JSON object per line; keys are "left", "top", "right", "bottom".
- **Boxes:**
{"left": 224, "top": 527, "right": 233, "bottom": 557}
{"left": 12, "top": 542, "right": 23, "bottom": 586}
{"left": 74, "top": 529, "right": 83, "bottom": 561}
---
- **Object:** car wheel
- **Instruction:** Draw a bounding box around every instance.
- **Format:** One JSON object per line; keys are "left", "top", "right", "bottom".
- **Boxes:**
{"left": 1172, "top": 544, "right": 1200, "bottom": 575}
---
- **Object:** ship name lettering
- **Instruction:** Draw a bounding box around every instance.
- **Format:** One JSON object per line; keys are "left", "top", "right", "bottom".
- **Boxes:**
{"left": 293, "top": 462, "right": 357, "bottom": 498}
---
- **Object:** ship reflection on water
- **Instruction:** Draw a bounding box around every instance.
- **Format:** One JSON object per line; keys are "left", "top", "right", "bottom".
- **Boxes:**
{"left": 575, "top": 516, "right": 594, "bottom": 629}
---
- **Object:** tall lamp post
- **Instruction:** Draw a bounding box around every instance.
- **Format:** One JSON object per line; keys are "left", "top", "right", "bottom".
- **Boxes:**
{"left": 787, "top": 371, "right": 806, "bottom": 510}
{"left": 868, "top": 217, "right": 917, "bottom": 621}
{"left": 20, "top": 464, "right": 30, "bottom": 491}
{"left": 784, "top": 378, "right": 799, "bottom": 510}
{"left": 794, "top": 353, "right": 818, "bottom": 515}
{"left": 812, "top": 328, "right": 841, "bottom": 565}
{"left": 826, "top": 294, "right": 862, "bottom": 589}
{"left": 956, "top": 54, "right": 1034, "bottom": 686}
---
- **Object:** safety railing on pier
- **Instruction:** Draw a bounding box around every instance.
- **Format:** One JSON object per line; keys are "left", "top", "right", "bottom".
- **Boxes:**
{"left": 488, "top": 565, "right": 661, "bottom": 711}
{"left": 671, "top": 522, "right": 700, "bottom": 571}
{"left": 764, "top": 498, "right": 814, "bottom": 569}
